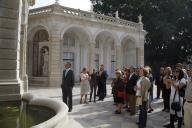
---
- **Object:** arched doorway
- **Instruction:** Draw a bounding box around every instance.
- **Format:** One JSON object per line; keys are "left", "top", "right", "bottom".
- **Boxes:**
{"left": 62, "top": 27, "right": 91, "bottom": 81}
{"left": 94, "top": 31, "right": 117, "bottom": 77}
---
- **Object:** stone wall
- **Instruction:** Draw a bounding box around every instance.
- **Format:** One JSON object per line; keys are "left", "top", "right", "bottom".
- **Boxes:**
{"left": 0, "top": 0, "right": 22, "bottom": 101}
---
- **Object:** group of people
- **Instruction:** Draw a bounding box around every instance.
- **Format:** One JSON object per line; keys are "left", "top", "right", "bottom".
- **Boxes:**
{"left": 111, "top": 66, "right": 152, "bottom": 128}
{"left": 79, "top": 64, "right": 108, "bottom": 104}
{"left": 155, "top": 63, "right": 192, "bottom": 128}
{"left": 61, "top": 63, "right": 108, "bottom": 112}
{"left": 61, "top": 62, "right": 192, "bottom": 128}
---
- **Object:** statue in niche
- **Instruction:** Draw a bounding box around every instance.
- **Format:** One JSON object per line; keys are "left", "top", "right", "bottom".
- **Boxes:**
{"left": 40, "top": 46, "right": 49, "bottom": 76}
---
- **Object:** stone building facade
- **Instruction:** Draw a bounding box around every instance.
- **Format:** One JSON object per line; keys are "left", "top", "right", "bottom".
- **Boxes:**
{"left": 27, "top": 3, "right": 146, "bottom": 87}
{"left": 0, "top": 0, "right": 35, "bottom": 101}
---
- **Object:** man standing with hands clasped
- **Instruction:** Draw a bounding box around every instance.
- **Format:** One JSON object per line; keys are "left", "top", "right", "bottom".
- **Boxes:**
{"left": 61, "top": 62, "right": 74, "bottom": 112}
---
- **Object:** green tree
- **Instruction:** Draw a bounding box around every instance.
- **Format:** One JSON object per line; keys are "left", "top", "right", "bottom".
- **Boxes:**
{"left": 90, "top": 0, "right": 192, "bottom": 71}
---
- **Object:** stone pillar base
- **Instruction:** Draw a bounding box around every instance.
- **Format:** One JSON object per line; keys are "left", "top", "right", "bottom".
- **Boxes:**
{"left": 0, "top": 82, "right": 21, "bottom": 101}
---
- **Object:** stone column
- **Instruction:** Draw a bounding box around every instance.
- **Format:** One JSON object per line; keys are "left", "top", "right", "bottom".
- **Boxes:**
{"left": 88, "top": 41, "right": 95, "bottom": 73}
{"left": 49, "top": 34, "right": 62, "bottom": 87}
{"left": 136, "top": 47, "right": 144, "bottom": 67}
{"left": 106, "top": 46, "right": 111, "bottom": 74}
{"left": 116, "top": 45, "right": 122, "bottom": 69}
{"left": 20, "top": 0, "right": 30, "bottom": 93}
{"left": 0, "top": 0, "right": 22, "bottom": 101}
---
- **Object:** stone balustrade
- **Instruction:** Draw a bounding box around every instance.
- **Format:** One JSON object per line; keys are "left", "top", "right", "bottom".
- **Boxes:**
{"left": 29, "top": 5, "right": 53, "bottom": 15}
{"left": 29, "top": 4, "right": 140, "bottom": 29}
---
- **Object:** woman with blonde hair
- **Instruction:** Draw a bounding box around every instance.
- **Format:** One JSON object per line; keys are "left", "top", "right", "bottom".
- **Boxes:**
{"left": 80, "top": 68, "right": 90, "bottom": 104}
{"left": 136, "top": 67, "right": 151, "bottom": 128}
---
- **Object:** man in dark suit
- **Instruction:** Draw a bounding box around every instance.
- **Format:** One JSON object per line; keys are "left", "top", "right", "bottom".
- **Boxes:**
{"left": 98, "top": 64, "right": 108, "bottom": 101}
{"left": 61, "top": 62, "right": 74, "bottom": 112}
{"left": 155, "top": 67, "right": 164, "bottom": 99}
{"left": 126, "top": 66, "right": 139, "bottom": 115}
{"left": 89, "top": 69, "right": 98, "bottom": 103}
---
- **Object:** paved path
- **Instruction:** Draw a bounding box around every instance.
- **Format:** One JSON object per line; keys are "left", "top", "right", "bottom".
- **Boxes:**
{"left": 29, "top": 85, "right": 170, "bottom": 128}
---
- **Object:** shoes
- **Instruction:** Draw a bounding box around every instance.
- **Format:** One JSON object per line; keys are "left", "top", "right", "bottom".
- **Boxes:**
{"left": 80, "top": 100, "right": 82, "bottom": 104}
{"left": 148, "top": 108, "right": 154, "bottom": 113}
{"left": 84, "top": 101, "right": 89, "bottom": 104}
{"left": 165, "top": 109, "right": 170, "bottom": 113}
{"left": 162, "top": 108, "right": 166, "bottom": 111}
{"left": 136, "top": 122, "right": 140, "bottom": 125}
{"left": 68, "top": 109, "right": 72, "bottom": 112}
{"left": 114, "top": 110, "right": 121, "bottom": 114}
{"left": 163, "top": 123, "right": 170, "bottom": 128}
{"left": 89, "top": 100, "right": 91, "bottom": 102}
{"left": 130, "top": 113, "right": 135, "bottom": 116}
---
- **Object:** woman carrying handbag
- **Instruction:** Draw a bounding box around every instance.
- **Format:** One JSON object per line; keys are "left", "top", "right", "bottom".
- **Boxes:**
{"left": 170, "top": 69, "right": 186, "bottom": 128}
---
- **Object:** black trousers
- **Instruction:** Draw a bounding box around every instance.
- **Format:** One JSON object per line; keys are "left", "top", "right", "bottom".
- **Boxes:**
{"left": 90, "top": 83, "right": 97, "bottom": 102}
{"left": 104, "top": 84, "right": 107, "bottom": 97}
{"left": 139, "top": 101, "right": 147, "bottom": 128}
{"left": 156, "top": 85, "right": 162, "bottom": 98}
{"left": 98, "top": 83, "right": 106, "bottom": 100}
{"left": 162, "top": 89, "right": 171, "bottom": 110}
{"left": 62, "top": 86, "right": 72, "bottom": 110}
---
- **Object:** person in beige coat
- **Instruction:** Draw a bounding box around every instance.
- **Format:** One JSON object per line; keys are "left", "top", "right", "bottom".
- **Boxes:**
{"left": 184, "top": 65, "right": 192, "bottom": 128}
{"left": 137, "top": 67, "right": 151, "bottom": 128}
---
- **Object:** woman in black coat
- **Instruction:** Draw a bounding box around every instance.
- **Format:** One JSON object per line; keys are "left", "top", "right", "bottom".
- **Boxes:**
{"left": 113, "top": 70, "right": 125, "bottom": 114}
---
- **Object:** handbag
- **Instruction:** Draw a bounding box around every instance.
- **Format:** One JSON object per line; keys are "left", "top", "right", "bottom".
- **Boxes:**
{"left": 171, "top": 89, "right": 181, "bottom": 112}
{"left": 117, "top": 91, "right": 126, "bottom": 98}
{"left": 117, "top": 90, "right": 128, "bottom": 100}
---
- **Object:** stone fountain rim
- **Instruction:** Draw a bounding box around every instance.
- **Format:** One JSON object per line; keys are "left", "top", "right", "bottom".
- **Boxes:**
{"left": 22, "top": 93, "right": 69, "bottom": 128}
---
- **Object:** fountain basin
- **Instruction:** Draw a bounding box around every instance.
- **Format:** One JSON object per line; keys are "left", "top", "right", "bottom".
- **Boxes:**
{"left": 22, "top": 93, "right": 69, "bottom": 128}
{"left": 0, "top": 93, "right": 69, "bottom": 128}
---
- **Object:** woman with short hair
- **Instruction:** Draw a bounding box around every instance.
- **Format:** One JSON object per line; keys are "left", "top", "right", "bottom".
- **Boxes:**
{"left": 112, "top": 70, "right": 125, "bottom": 114}
{"left": 137, "top": 67, "right": 151, "bottom": 128}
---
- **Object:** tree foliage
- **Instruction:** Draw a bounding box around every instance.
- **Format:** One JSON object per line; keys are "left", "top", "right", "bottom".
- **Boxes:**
{"left": 90, "top": 0, "right": 192, "bottom": 71}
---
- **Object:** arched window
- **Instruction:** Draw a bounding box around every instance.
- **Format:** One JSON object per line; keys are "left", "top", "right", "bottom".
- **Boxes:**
{"left": 111, "top": 55, "right": 116, "bottom": 75}
{"left": 95, "top": 41, "right": 99, "bottom": 48}
{"left": 63, "top": 36, "right": 75, "bottom": 47}
{"left": 111, "top": 41, "right": 115, "bottom": 50}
